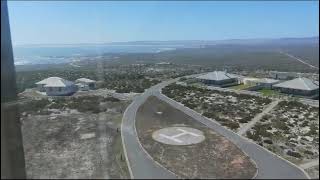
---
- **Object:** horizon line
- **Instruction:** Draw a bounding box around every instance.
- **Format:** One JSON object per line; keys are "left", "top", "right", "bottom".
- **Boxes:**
{"left": 12, "top": 36, "right": 319, "bottom": 47}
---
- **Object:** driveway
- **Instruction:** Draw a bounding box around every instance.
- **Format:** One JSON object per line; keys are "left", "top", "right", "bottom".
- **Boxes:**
{"left": 121, "top": 81, "right": 178, "bottom": 179}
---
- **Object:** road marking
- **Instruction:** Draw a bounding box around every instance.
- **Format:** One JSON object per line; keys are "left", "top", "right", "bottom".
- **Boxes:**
{"left": 159, "top": 134, "right": 183, "bottom": 143}
{"left": 153, "top": 127, "right": 205, "bottom": 146}
{"left": 159, "top": 128, "right": 202, "bottom": 144}
{"left": 176, "top": 128, "right": 201, "bottom": 137}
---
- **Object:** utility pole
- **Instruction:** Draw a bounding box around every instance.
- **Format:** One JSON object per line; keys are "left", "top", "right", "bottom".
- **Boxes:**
{"left": 1, "top": 0, "right": 27, "bottom": 178}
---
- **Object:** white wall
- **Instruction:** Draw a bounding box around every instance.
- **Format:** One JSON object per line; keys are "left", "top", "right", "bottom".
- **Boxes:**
{"left": 45, "top": 86, "right": 76, "bottom": 96}
{"left": 37, "top": 84, "right": 46, "bottom": 92}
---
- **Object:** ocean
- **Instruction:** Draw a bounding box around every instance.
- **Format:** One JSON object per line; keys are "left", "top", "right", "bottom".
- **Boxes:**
{"left": 12, "top": 44, "right": 187, "bottom": 65}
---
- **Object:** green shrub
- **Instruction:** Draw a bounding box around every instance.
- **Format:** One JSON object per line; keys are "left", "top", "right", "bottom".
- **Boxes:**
{"left": 274, "top": 120, "right": 289, "bottom": 131}
{"left": 202, "top": 111, "right": 216, "bottom": 119}
{"left": 263, "top": 139, "right": 273, "bottom": 144}
{"left": 286, "top": 150, "right": 302, "bottom": 158}
{"left": 19, "top": 99, "right": 50, "bottom": 114}
{"left": 104, "top": 97, "right": 120, "bottom": 102}
{"left": 246, "top": 131, "right": 261, "bottom": 141}
{"left": 222, "top": 121, "right": 240, "bottom": 130}
{"left": 239, "top": 118, "right": 250, "bottom": 124}
{"left": 304, "top": 150, "right": 314, "bottom": 155}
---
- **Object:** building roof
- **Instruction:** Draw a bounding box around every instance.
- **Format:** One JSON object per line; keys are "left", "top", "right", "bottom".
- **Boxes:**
{"left": 75, "top": 83, "right": 86, "bottom": 87}
{"left": 196, "top": 71, "right": 238, "bottom": 81}
{"left": 273, "top": 77, "right": 319, "bottom": 91}
{"left": 75, "top": 78, "right": 96, "bottom": 83}
{"left": 36, "top": 77, "right": 74, "bottom": 87}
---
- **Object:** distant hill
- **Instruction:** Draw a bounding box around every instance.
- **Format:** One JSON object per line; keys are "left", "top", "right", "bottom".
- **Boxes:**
{"left": 14, "top": 37, "right": 318, "bottom": 48}
{"left": 15, "top": 36, "right": 319, "bottom": 73}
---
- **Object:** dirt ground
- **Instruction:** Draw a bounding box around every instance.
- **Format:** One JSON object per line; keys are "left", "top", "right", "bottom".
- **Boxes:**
{"left": 19, "top": 97, "right": 129, "bottom": 179}
{"left": 135, "top": 96, "right": 257, "bottom": 179}
{"left": 305, "top": 165, "right": 319, "bottom": 179}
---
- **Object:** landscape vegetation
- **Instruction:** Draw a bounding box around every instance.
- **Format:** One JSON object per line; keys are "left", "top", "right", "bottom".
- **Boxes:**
{"left": 13, "top": 38, "right": 319, "bottom": 179}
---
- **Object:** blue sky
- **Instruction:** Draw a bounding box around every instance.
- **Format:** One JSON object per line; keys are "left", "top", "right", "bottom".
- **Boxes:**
{"left": 7, "top": 1, "right": 319, "bottom": 45}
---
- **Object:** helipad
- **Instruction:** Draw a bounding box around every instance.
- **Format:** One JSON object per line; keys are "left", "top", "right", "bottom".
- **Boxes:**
{"left": 152, "top": 127, "right": 205, "bottom": 145}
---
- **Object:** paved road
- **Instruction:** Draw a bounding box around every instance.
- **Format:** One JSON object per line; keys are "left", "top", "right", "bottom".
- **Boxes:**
{"left": 155, "top": 92, "right": 308, "bottom": 179}
{"left": 300, "top": 160, "right": 319, "bottom": 169}
{"left": 237, "top": 99, "right": 281, "bottom": 135}
{"left": 121, "top": 80, "right": 178, "bottom": 179}
{"left": 122, "top": 78, "right": 309, "bottom": 179}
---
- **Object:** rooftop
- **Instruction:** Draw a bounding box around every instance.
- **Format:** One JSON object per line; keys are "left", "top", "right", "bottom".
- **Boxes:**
{"left": 273, "top": 77, "right": 319, "bottom": 91}
{"left": 75, "top": 78, "right": 96, "bottom": 83}
{"left": 36, "top": 77, "right": 74, "bottom": 87}
{"left": 196, "top": 71, "right": 238, "bottom": 81}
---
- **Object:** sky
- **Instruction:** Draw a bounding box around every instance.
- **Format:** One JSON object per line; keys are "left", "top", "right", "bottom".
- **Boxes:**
{"left": 7, "top": 1, "right": 319, "bottom": 46}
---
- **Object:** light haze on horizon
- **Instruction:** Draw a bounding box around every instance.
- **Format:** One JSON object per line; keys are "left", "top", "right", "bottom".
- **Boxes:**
{"left": 7, "top": 1, "right": 319, "bottom": 46}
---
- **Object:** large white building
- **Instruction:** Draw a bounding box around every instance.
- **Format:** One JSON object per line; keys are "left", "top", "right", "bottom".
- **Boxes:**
{"left": 273, "top": 77, "right": 319, "bottom": 96}
{"left": 35, "top": 77, "right": 77, "bottom": 96}
{"left": 196, "top": 71, "right": 238, "bottom": 85}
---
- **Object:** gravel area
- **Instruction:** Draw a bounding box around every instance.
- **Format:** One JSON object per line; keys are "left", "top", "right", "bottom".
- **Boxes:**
{"left": 19, "top": 97, "right": 130, "bottom": 178}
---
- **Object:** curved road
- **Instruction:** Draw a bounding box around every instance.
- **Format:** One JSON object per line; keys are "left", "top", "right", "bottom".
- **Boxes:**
{"left": 121, "top": 80, "right": 178, "bottom": 179}
{"left": 122, "top": 78, "right": 309, "bottom": 179}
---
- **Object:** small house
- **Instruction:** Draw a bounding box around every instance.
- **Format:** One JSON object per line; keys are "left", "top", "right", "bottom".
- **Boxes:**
{"left": 256, "top": 78, "right": 280, "bottom": 89}
{"left": 243, "top": 78, "right": 261, "bottom": 86}
{"left": 75, "top": 78, "right": 96, "bottom": 91}
{"left": 35, "top": 77, "right": 77, "bottom": 96}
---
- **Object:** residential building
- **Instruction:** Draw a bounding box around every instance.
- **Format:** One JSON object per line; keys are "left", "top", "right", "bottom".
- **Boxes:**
{"left": 35, "top": 77, "right": 77, "bottom": 96}
{"left": 196, "top": 71, "right": 238, "bottom": 85}
{"left": 256, "top": 78, "right": 280, "bottom": 89}
{"left": 273, "top": 77, "right": 319, "bottom": 96}
{"left": 75, "top": 78, "right": 96, "bottom": 91}
{"left": 243, "top": 78, "right": 261, "bottom": 86}
{"left": 269, "top": 71, "right": 298, "bottom": 80}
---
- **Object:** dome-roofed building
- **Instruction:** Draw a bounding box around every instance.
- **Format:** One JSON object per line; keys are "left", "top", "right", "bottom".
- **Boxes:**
{"left": 75, "top": 78, "right": 96, "bottom": 91}
{"left": 35, "top": 77, "right": 77, "bottom": 96}
{"left": 196, "top": 71, "right": 239, "bottom": 86}
{"left": 273, "top": 77, "right": 319, "bottom": 96}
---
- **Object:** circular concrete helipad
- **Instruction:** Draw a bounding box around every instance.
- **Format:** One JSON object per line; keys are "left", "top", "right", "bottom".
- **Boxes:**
{"left": 152, "top": 127, "right": 205, "bottom": 145}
